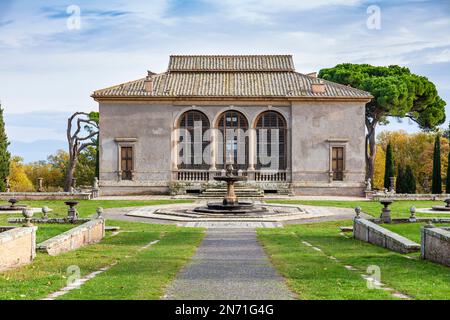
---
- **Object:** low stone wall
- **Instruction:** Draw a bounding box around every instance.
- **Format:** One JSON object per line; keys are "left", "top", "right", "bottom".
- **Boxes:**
{"left": 373, "top": 193, "right": 450, "bottom": 201}
{"left": 421, "top": 227, "right": 450, "bottom": 267}
{"left": 0, "top": 192, "right": 92, "bottom": 201}
{"left": 8, "top": 217, "right": 91, "bottom": 225}
{"left": 0, "top": 226, "right": 37, "bottom": 272}
{"left": 37, "top": 219, "right": 105, "bottom": 256}
{"left": 353, "top": 218, "right": 420, "bottom": 254}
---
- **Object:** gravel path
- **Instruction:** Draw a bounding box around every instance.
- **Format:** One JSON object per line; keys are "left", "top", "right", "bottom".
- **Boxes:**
{"left": 163, "top": 229, "right": 295, "bottom": 300}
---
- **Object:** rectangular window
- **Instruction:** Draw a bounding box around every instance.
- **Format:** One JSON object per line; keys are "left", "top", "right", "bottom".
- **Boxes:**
{"left": 121, "top": 146, "right": 133, "bottom": 180}
{"left": 332, "top": 147, "right": 344, "bottom": 181}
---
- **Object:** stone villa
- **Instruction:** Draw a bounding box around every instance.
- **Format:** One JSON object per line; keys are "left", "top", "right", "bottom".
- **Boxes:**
{"left": 92, "top": 55, "right": 372, "bottom": 196}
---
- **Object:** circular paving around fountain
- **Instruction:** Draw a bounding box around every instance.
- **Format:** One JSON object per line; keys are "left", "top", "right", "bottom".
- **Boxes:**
{"left": 124, "top": 201, "right": 339, "bottom": 222}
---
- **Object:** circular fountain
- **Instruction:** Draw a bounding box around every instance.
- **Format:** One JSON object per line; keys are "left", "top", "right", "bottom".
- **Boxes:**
{"left": 431, "top": 198, "right": 450, "bottom": 212}
{"left": 193, "top": 163, "right": 267, "bottom": 214}
{"left": 0, "top": 198, "right": 27, "bottom": 211}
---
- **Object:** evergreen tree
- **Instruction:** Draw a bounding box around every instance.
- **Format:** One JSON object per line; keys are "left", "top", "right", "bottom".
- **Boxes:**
{"left": 395, "top": 165, "right": 405, "bottom": 193}
{"left": 319, "top": 64, "right": 446, "bottom": 181}
{"left": 0, "top": 104, "right": 11, "bottom": 192}
{"left": 384, "top": 142, "right": 395, "bottom": 190}
{"left": 404, "top": 165, "right": 416, "bottom": 194}
{"left": 432, "top": 134, "right": 442, "bottom": 194}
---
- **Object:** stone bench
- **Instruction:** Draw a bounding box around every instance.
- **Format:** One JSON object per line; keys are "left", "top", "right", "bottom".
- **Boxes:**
{"left": 353, "top": 218, "right": 420, "bottom": 254}
{"left": 0, "top": 226, "right": 37, "bottom": 272}
{"left": 37, "top": 219, "right": 105, "bottom": 256}
{"left": 421, "top": 227, "right": 450, "bottom": 267}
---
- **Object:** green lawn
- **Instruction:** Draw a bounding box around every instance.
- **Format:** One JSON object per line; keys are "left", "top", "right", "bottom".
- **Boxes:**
{"left": 382, "top": 222, "right": 450, "bottom": 243}
{"left": 0, "top": 199, "right": 193, "bottom": 225}
{"left": 2, "top": 198, "right": 449, "bottom": 300}
{"left": 258, "top": 221, "right": 450, "bottom": 300}
{"left": 35, "top": 224, "right": 76, "bottom": 244}
{"left": 266, "top": 199, "right": 450, "bottom": 219}
{"left": 0, "top": 220, "right": 204, "bottom": 300}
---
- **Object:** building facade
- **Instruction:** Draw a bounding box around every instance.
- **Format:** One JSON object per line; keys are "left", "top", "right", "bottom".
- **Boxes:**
{"left": 93, "top": 55, "right": 371, "bottom": 196}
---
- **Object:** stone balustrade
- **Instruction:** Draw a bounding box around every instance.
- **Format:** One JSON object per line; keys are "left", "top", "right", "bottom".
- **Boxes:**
{"left": 353, "top": 218, "right": 420, "bottom": 254}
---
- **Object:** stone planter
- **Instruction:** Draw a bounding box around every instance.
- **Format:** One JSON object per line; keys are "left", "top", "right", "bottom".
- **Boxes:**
{"left": 0, "top": 226, "right": 37, "bottom": 272}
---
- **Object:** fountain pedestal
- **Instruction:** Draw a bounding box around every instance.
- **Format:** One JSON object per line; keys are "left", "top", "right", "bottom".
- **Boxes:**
{"left": 380, "top": 200, "right": 393, "bottom": 223}
{"left": 193, "top": 163, "right": 266, "bottom": 214}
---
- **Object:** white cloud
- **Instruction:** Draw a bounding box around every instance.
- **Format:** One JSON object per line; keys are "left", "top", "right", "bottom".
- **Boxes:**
{"left": 426, "top": 49, "right": 450, "bottom": 64}
{"left": 205, "top": 0, "right": 362, "bottom": 21}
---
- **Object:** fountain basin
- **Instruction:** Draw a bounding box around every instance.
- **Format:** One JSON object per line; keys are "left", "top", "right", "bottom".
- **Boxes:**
{"left": 431, "top": 198, "right": 450, "bottom": 211}
{"left": 194, "top": 201, "right": 268, "bottom": 214}
{"left": 431, "top": 206, "right": 450, "bottom": 211}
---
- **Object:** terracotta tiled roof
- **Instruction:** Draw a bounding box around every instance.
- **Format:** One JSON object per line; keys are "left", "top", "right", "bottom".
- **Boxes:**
{"left": 92, "top": 55, "right": 372, "bottom": 99}
{"left": 167, "top": 55, "right": 295, "bottom": 72}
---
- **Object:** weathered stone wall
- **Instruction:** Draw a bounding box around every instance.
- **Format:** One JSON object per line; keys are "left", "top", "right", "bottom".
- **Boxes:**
{"left": 421, "top": 227, "right": 450, "bottom": 267}
{"left": 37, "top": 219, "right": 105, "bottom": 256}
{"left": 0, "top": 227, "right": 37, "bottom": 272}
{"left": 353, "top": 218, "right": 420, "bottom": 253}
{"left": 291, "top": 101, "right": 366, "bottom": 196}
{"left": 99, "top": 100, "right": 365, "bottom": 196}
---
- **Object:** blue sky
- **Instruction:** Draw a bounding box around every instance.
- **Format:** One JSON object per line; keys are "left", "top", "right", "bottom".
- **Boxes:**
{"left": 0, "top": 0, "right": 449, "bottom": 162}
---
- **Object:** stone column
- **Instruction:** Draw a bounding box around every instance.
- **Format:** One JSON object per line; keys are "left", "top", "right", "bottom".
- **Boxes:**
{"left": 171, "top": 129, "right": 178, "bottom": 182}
{"left": 209, "top": 129, "right": 216, "bottom": 170}
{"left": 247, "top": 128, "right": 256, "bottom": 180}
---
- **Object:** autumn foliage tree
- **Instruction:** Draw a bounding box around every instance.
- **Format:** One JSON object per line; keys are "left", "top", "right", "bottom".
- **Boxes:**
{"left": 9, "top": 156, "right": 33, "bottom": 192}
{"left": 319, "top": 64, "right": 446, "bottom": 181}
{"left": 376, "top": 130, "right": 448, "bottom": 193}
{"left": 24, "top": 150, "right": 69, "bottom": 191}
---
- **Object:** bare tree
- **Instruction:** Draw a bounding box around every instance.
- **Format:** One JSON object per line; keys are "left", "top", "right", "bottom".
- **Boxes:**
{"left": 65, "top": 112, "right": 99, "bottom": 192}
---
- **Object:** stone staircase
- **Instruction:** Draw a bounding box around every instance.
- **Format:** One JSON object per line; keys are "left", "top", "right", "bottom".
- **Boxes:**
{"left": 200, "top": 184, "right": 264, "bottom": 198}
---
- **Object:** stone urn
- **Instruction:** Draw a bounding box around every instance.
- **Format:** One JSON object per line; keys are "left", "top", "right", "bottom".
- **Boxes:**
{"left": 64, "top": 201, "right": 79, "bottom": 221}
{"left": 409, "top": 206, "right": 416, "bottom": 222}
{"left": 354, "top": 206, "right": 361, "bottom": 219}
{"left": 96, "top": 207, "right": 104, "bottom": 219}
{"left": 379, "top": 199, "right": 393, "bottom": 223}
{"left": 22, "top": 208, "right": 34, "bottom": 227}
{"left": 9, "top": 198, "right": 18, "bottom": 207}
{"left": 42, "top": 206, "right": 50, "bottom": 220}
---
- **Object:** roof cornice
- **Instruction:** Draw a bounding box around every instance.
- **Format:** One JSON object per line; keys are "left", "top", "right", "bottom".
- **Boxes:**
{"left": 93, "top": 95, "right": 372, "bottom": 104}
